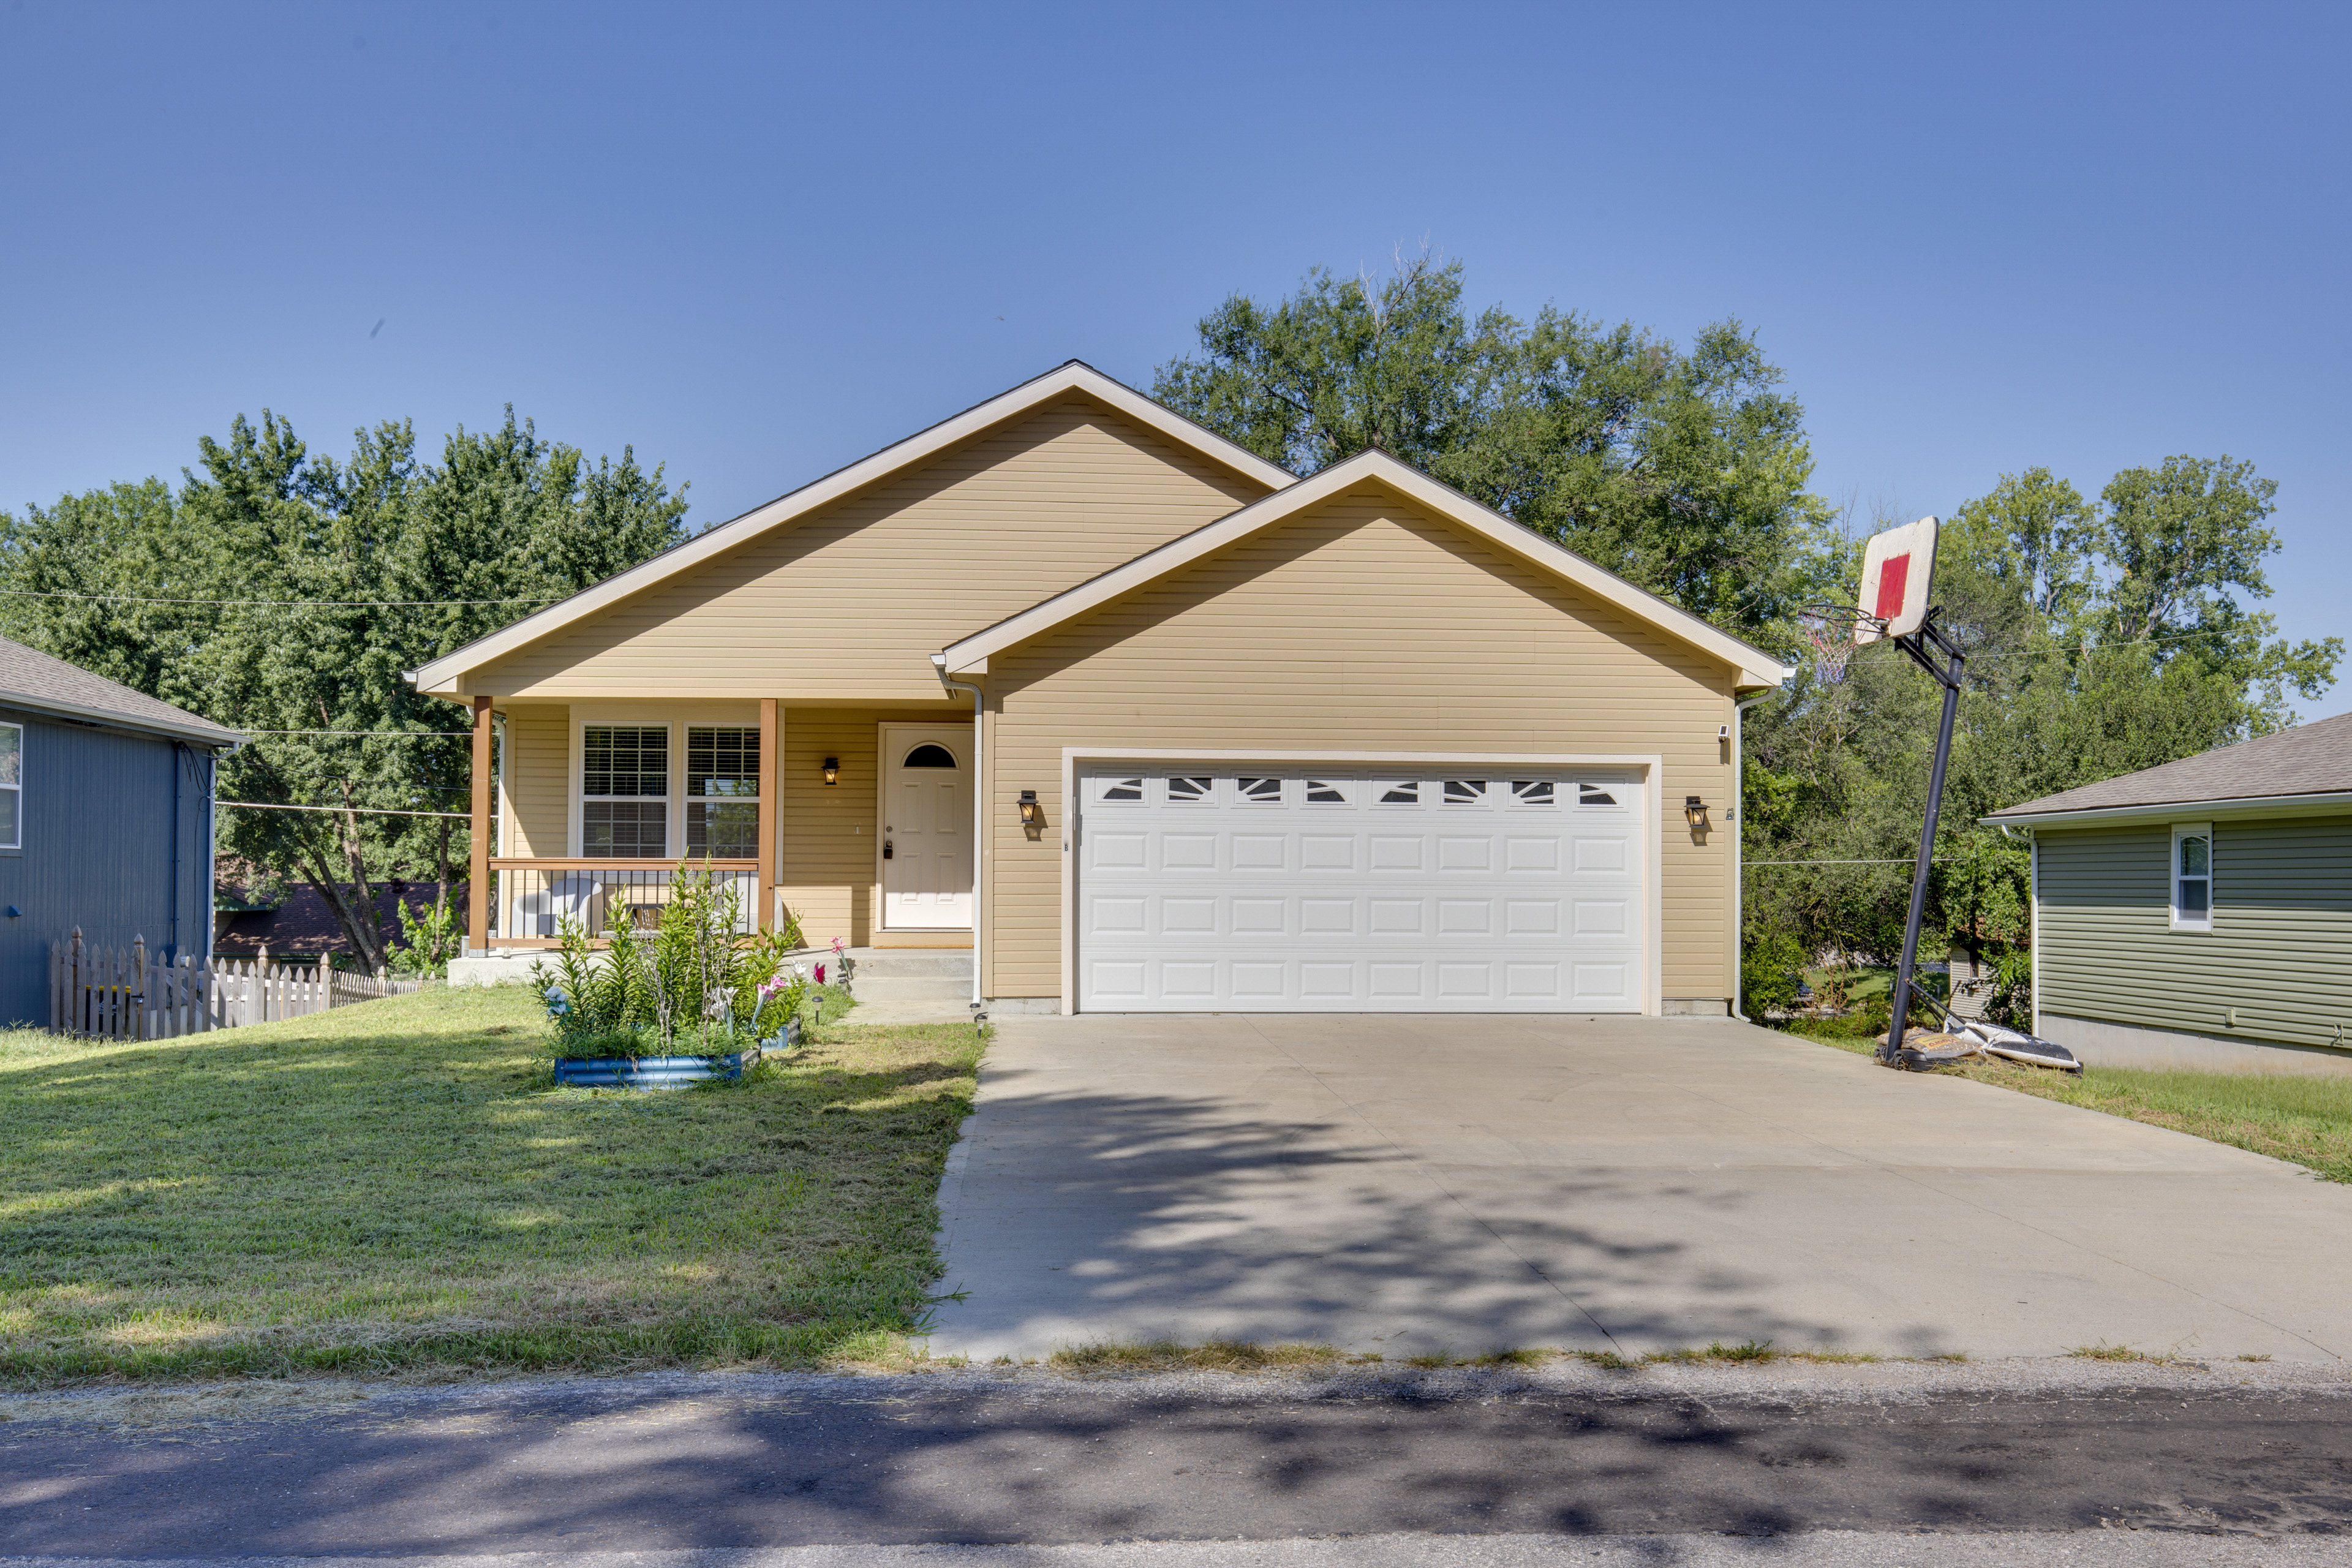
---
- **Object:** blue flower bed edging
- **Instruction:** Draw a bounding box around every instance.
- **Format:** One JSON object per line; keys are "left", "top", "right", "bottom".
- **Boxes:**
{"left": 551, "top": 1017, "right": 801, "bottom": 1091}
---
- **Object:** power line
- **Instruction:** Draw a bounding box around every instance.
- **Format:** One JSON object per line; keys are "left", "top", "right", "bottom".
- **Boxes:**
{"left": 0, "top": 588, "right": 559, "bottom": 607}
{"left": 217, "top": 800, "right": 470, "bottom": 820}
{"left": 242, "top": 729, "right": 475, "bottom": 736}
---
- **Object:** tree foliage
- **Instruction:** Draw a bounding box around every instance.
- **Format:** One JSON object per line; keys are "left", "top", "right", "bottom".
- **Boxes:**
{"left": 0, "top": 410, "right": 687, "bottom": 969}
{"left": 1153, "top": 253, "right": 1841, "bottom": 638}
{"left": 1743, "top": 462, "right": 2340, "bottom": 997}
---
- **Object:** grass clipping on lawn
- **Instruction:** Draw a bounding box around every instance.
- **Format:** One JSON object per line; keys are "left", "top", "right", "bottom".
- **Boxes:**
{"left": 1790, "top": 1019, "right": 2352, "bottom": 1183}
{"left": 0, "top": 986, "right": 981, "bottom": 1385}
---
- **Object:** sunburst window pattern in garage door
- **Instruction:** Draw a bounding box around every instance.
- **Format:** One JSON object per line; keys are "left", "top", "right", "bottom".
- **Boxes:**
{"left": 1076, "top": 766, "right": 1643, "bottom": 1014}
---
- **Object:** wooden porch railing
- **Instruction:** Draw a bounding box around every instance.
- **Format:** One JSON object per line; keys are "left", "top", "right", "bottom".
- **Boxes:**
{"left": 486, "top": 858, "right": 762, "bottom": 948}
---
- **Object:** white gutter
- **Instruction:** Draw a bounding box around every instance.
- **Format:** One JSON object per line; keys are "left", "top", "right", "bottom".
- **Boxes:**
{"left": 1731, "top": 685, "right": 1784, "bottom": 1022}
{"left": 931, "top": 653, "right": 986, "bottom": 1019}
{"left": 1983, "top": 790, "right": 2352, "bottom": 828}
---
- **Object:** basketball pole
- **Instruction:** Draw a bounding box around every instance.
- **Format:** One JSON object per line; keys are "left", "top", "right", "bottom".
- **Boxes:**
{"left": 1881, "top": 609, "right": 1966, "bottom": 1067}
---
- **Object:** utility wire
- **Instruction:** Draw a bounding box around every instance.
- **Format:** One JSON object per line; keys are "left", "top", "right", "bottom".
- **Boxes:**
{"left": 242, "top": 729, "right": 475, "bottom": 736}
{"left": 0, "top": 588, "right": 559, "bottom": 607}
{"left": 217, "top": 800, "right": 470, "bottom": 820}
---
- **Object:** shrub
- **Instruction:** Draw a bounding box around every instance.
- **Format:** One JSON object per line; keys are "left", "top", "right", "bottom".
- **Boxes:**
{"left": 1740, "top": 930, "right": 1806, "bottom": 1021}
{"left": 531, "top": 859, "right": 812, "bottom": 1058}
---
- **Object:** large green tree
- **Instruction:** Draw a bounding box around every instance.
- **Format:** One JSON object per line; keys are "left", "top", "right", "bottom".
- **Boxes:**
{"left": 1153, "top": 254, "right": 1841, "bottom": 638}
{"left": 1742, "top": 456, "right": 2339, "bottom": 995}
{"left": 0, "top": 410, "right": 687, "bottom": 969}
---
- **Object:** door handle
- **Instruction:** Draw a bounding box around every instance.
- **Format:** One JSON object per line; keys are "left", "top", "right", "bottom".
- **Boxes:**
{"left": 883, "top": 839, "right": 894, "bottom": 860}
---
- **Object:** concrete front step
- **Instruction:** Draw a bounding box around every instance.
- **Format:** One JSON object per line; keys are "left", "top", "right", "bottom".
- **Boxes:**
{"left": 845, "top": 947, "right": 972, "bottom": 978}
{"left": 842, "top": 947, "right": 972, "bottom": 1004}
{"left": 853, "top": 975, "right": 973, "bottom": 1003}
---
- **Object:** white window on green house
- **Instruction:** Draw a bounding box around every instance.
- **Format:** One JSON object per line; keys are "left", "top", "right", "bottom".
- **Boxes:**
{"left": 2172, "top": 823, "right": 2212, "bottom": 932}
{"left": 687, "top": 726, "right": 760, "bottom": 859}
{"left": 0, "top": 722, "right": 19, "bottom": 849}
{"left": 583, "top": 725, "right": 668, "bottom": 858}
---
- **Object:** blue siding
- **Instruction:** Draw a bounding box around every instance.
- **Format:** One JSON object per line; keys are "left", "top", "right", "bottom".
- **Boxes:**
{"left": 0, "top": 706, "right": 218, "bottom": 1025}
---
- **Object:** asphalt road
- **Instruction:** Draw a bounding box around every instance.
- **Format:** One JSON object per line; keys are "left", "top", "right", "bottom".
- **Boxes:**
{"left": 4, "top": 1368, "right": 2351, "bottom": 1561}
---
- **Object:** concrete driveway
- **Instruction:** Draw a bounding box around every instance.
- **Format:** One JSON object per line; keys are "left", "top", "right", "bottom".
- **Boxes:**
{"left": 924, "top": 1014, "right": 2352, "bottom": 1362}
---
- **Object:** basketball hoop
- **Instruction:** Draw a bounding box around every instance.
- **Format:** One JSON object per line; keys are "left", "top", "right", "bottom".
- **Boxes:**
{"left": 1797, "top": 606, "right": 1880, "bottom": 685}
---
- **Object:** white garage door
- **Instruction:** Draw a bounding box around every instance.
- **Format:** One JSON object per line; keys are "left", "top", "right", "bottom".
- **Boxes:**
{"left": 1076, "top": 765, "right": 1646, "bottom": 1012}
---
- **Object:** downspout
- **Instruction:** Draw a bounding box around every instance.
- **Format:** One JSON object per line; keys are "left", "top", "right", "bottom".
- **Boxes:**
{"left": 931, "top": 654, "right": 985, "bottom": 1019}
{"left": 1730, "top": 685, "right": 1785, "bottom": 1022}
{"left": 1997, "top": 822, "right": 2037, "bottom": 1036}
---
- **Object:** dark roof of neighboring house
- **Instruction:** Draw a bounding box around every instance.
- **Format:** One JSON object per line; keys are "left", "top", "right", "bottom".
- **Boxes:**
{"left": 214, "top": 881, "right": 467, "bottom": 957}
{"left": 1986, "top": 711, "right": 2352, "bottom": 823}
{"left": 0, "top": 636, "right": 244, "bottom": 747}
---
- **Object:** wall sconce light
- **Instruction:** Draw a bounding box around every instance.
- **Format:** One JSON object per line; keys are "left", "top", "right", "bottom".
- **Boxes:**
{"left": 1685, "top": 795, "right": 1709, "bottom": 827}
{"left": 822, "top": 757, "right": 840, "bottom": 786}
{"left": 1017, "top": 789, "right": 1041, "bottom": 826}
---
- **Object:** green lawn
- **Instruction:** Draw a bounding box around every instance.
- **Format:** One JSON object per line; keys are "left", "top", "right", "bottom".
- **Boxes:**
{"left": 1789, "top": 1020, "right": 2352, "bottom": 1183}
{"left": 0, "top": 986, "right": 982, "bottom": 1386}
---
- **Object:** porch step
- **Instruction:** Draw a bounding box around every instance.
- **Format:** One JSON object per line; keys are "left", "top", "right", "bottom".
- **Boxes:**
{"left": 844, "top": 948, "right": 972, "bottom": 1004}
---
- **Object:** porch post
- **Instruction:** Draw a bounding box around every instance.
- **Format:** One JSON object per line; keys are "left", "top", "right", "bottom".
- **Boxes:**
{"left": 758, "top": 698, "right": 778, "bottom": 932}
{"left": 469, "top": 695, "right": 492, "bottom": 954}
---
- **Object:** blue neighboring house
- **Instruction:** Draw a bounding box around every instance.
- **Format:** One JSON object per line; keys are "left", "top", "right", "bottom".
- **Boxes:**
{"left": 0, "top": 636, "right": 243, "bottom": 1024}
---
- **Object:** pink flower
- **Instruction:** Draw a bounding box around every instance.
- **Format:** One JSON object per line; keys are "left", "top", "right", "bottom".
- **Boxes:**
{"left": 814, "top": 963, "right": 826, "bottom": 984}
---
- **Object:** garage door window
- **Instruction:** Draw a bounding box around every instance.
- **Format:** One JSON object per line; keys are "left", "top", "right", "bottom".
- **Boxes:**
{"left": 1376, "top": 781, "right": 1419, "bottom": 805}
{"left": 1305, "top": 780, "right": 1349, "bottom": 804}
{"left": 1237, "top": 777, "right": 1283, "bottom": 804}
{"left": 1443, "top": 779, "right": 1486, "bottom": 805}
{"left": 1168, "top": 775, "right": 1212, "bottom": 804}
{"left": 1578, "top": 783, "right": 1620, "bottom": 807}
{"left": 1510, "top": 780, "right": 1556, "bottom": 806}
{"left": 1091, "top": 776, "right": 1145, "bottom": 804}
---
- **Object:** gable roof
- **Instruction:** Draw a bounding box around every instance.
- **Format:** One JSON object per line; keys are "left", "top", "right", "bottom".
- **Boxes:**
{"left": 1985, "top": 711, "right": 2352, "bottom": 825}
{"left": 410, "top": 361, "right": 1297, "bottom": 695}
{"left": 0, "top": 636, "right": 244, "bottom": 748}
{"left": 937, "top": 448, "right": 1795, "bottom": 690}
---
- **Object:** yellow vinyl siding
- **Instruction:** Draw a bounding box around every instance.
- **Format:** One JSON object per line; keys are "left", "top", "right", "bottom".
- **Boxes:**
{"left": 466, "top": 399, "right": 1273, "bottom": 701}
{"left": 501, "top": 704, "right": 569, "bottom": 858}
{"left": 776, "top": 706, "right": 973, "bottom": 947}
{"left": 983, "top": 487, "right": 1738, "bottom": 1003}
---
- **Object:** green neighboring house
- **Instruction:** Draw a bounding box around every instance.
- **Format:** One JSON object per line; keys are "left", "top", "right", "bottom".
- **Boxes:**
{"left": 1984, "top": 714, "right": 2352, "bottom": 1076}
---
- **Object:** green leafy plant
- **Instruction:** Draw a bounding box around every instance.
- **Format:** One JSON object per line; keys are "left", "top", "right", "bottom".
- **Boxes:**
{"left": 1740, "top": 930, "right": 1806, "bottom": 1022}
{"left": 530, "top": 862, "right": 813, "bottom": 1059}
{"left": 390, "top": 894, "right": 462, "bottom": 978}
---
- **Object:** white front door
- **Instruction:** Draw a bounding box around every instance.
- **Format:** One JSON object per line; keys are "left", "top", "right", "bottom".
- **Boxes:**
{"left": 1074, "top": 764, "right": 1646, "bottom": 1011}
{"left": 881, "top": 726, "right": 973, "bottom": 930}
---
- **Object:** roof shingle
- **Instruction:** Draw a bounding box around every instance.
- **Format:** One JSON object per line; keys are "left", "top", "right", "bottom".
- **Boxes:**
{"left": 0, "top": 636, "right": 243, "bottom": 747}
{"left": 1985, "top": 711, "right": 2352, "bottom": 821}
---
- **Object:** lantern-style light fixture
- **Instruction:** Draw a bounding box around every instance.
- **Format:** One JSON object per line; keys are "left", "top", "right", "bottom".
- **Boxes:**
{"left": 1017, "top": 789, "right": 1041, "bottom": 826}
{"left": 822, "top": 756, "right": 840, "bottom": 786}
{"left": 1684, "top": 795, "right": 1709, "bottom": 827}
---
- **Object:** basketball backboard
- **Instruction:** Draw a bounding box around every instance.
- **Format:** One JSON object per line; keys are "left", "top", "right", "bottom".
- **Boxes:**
{"left": 1854, "top": 516, "right": 1939, "bottom": 643}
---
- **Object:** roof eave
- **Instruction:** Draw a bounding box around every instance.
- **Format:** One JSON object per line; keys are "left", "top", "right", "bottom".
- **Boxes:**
{"left": 1984, "top": 790, "right": 2352, "bottom": 827}
{"left": 0, "top": 689, "right": 243, "bottom": 749}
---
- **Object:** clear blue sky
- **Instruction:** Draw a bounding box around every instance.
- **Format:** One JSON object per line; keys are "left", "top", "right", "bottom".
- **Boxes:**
{"left": 5, "top": 2, "right": 2346, "bottom": 711}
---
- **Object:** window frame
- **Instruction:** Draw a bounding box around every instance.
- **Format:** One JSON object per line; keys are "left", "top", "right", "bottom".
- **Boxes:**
{"left": 579, "top": 722, "right": 672, "bottom": 859}
{"left": 684, "top": 724, "right": 762, "bottom": 860}
{"left": 2170, "top": 821, "right": 2214, "bottom": 933}
{"left": 0, "top": 720, "right": 20, "bottom": 851}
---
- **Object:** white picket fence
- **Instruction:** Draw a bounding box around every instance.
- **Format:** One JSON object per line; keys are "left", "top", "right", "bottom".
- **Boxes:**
{"left": 47, "top": 929, "right": 424, "bottom": 1040}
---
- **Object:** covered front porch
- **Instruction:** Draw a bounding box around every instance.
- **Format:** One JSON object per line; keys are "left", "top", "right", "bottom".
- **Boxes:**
{"left": 459, "top": 696, "right": 977, "bottom": 956}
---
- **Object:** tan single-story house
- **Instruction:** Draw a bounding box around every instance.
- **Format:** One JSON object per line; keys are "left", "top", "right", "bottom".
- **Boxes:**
{"left": 412, "top": 362, "right": 1792, "bottom": 1016}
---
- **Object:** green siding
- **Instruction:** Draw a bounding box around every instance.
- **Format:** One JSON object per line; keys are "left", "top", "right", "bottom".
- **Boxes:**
{"left": 2038, "top": 816, "right": 2352, "bottom": 1047}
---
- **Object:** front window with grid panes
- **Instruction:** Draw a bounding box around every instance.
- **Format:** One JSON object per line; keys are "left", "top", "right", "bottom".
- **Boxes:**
{"left": 687, "top": 726, "right": 760, "bottom": 858}
{"left": 582, "top": 725, "right": 668, "bottom": 857}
